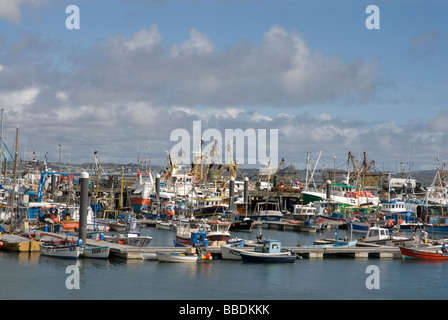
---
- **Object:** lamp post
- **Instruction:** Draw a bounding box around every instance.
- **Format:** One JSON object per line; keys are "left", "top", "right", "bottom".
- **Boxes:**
{"left": 58, "top": 144, "right": 62, "bottom": 172}
{"left": 333, "top": 156, "right": 336, "bottom": 182}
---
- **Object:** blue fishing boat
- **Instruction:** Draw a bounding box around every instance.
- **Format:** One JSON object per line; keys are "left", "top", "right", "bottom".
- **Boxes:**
{"left": 347, "top": 218, "right": 373, "bottom": 232}
{"left": 239, "top": 239, "right": 298, "bottom": 263}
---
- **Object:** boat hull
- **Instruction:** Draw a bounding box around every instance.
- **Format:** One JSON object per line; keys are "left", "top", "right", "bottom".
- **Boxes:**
{"left": 424, "top": 224, "right": 448, "bottom": 234}
{"left": 229, "top": 219, "right": 253, "bottom": 231}
{"left": 40, "top": 244, "right": 82, "bottom": 259}
{"left": 400, "top": 247, "right": 448, "bottom": 260}
{"left": 156, "top": 220, "right": 176, "bottom": 231}
{"left": 156, "top": 252, "right": 199, "bottom": 263}
{"left": 82, "top": 246, "right": 110, "bottom": 259}
{"left": 220, "top": 245, "right": 254, "bottom": 260}
{"left": 240, "top": 251, "right": 297, "bottom": 263}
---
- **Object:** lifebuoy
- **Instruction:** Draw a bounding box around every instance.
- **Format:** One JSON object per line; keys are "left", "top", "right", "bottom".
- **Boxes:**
{"left": 323, "top": 208, "right": 329, "bottom": 214}
{"left": 178, "top": 182, "right": 183, "bottom": 188}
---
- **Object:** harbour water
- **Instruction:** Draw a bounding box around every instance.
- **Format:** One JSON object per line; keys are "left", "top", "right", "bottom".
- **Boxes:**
{"left": 1, "top": 226, "right": 447, "bottom": 301}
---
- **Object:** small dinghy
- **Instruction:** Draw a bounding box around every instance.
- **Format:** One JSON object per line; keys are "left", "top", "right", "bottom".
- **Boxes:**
{"left": 40, "top": 243, "right": 82, "bottom": 259}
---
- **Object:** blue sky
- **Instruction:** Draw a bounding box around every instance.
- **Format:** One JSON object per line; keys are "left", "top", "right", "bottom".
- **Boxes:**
{"left": 0, "top": 0, "right": 446, "bottom": 173}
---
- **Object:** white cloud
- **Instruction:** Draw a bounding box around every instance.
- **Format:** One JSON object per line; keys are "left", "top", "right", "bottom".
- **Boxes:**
{"left": 171, "top": 28, "right": 215, "bottom": 57}
{"left": 0, "top": 24, "right": 443, "bottom": 169}
{"left": 0, "top": 87, "right": 40, "bottom": 109}
{"left": 0, "top": 0, "right": 47, "bottom": 23}
{"left": 124, "top": 25, "right": 162, "bottom": 51}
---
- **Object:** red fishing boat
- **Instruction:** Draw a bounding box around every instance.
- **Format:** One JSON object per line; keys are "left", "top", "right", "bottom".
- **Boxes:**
{"left": 400, "top": 246, "right": 448, "bottom": 260}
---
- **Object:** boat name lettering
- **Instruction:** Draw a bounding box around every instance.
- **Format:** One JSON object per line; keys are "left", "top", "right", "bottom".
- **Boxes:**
{"left": 229, "top": 249, "right": 240, "bottom": 256}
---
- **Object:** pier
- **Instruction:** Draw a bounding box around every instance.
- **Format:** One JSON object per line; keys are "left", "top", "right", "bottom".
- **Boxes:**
{"left": 69, "top": 234, "right": 402, "bottom": 260}
{"left": 289, "top": 245, "right": 401, "bottom": 259}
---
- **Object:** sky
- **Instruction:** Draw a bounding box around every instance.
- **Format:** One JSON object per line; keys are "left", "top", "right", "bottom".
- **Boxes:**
{"left": 0, "top": 0, "right": 446, "bottom": 174}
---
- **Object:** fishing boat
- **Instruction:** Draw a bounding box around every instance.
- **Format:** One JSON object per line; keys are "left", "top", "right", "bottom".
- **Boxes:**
{"left": 357, "top": 226, "right": 414, "bottom": 247}
{"left": 380, "top": 200, "right": 413, "bottom": 221}
{"left": 129, "top": 174, "right": 153, "bottom": 213}
{"left": 220, "top": 243, "right": 254, "bottom": 260}
{"left": 174, "top": 219, "right": 208, "bottom": 247}
{"left": 229, "top": 217, "right": 254, "bottom": 231}
{"left": 108, "top": 220, "right": 127, "bottom": 232}
{"left": 346, "top": 219, "right": 373, "bottom": 232}
{"left": 239, "top": 239, "right": 298, "bottom": 263}
{"left": 104, "top": 218, "right": 152, "bottom": 247}
{"left": 207, "top": 220, "right": 231, "bottom": 243}
{"left": 314, "top": 200, "right": 349, "bottom": 227}
{"left": 33, "top": 231, "right": 77, "bottom": 245}
{"left": 155, "top": 219, "right": 177, "bottom": 231}
{"left": 400, "top": 245, "right": 448, "bottom": 260}
{"left": 247, "top": 201, "right": 283, "bottom": 222}
{"left": 287, "top": 204, "right": 325, "bottom": 230}
{"left": 301, "top": 182, "right": 380, "bottom": 211}
{"left": 40, "top": 243, "right": 82, "bottom": 259}
{"left": 82, "top": 245, "right": 110, "bottom": 259}
{"left": 193, "top": 196, "right": 228, "bottom": 219}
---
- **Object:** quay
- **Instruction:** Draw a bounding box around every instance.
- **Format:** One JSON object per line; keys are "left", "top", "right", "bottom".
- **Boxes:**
{"left": 289, "top": 245, "right": 402, "bottom": 259}
{"left": 77, "top": 234, "right": 402, "bottom": 260}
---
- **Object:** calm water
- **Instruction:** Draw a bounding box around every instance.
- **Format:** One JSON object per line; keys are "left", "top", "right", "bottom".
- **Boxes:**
{"left": 1, "top": 226, "right": 448, "bottom": 301}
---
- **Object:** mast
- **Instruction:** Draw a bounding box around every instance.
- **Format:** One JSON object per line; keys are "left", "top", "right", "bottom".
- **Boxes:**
{"left": 0, "top": 108, "right": 3, "bottom": 180}
{"left": 10, "top": 126, "right": 18, "bottom": 231}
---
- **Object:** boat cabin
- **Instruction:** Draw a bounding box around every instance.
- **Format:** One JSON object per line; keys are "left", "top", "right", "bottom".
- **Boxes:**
{"left": 256, "top": 201, "right": 281, "bottom": 212}
{"left": 364, "top": 227, "right": 391, "bottom": 242}
{"left": 197, "top": 198, "right": 222, "bottom": 207}
{"left": 208, "top": 221, "right": 231, "bottom": 233}
{"left": 261, "top": 240, "right": 282, "bottom": 253}
{"left": 381, "top": 201, "right": 408, "bottom": 213}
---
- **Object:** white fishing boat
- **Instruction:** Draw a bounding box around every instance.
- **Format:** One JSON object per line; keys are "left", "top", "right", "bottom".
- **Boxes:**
{"left": 220, "top": 244, "right": 254, "bottom": 260}
{"left": 141, "top": 252, "right": 158, "bottom": 260}
{"left": 156, "top": 252, "right": 200, "bottom": 263}
{"left": 82, "top": 245, "right": 110, "bottom": 259}
{"left": 108, "top": 220, "right": 127, "bottom": 232}
{"left": 156, "top": 219, "right": 177, "bottom": 231}
{"left": 287, "top": 204, "right": 325, "bottom": 230}
{"left": 40, "top": 243, "right": 82, "bottom": 259}
{"left": 104, "top": 215, "right": 153, "bottom": 247}
{"left": 357, "top": 226, "right": 414, "bottom": 247}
